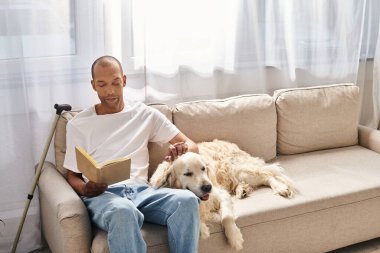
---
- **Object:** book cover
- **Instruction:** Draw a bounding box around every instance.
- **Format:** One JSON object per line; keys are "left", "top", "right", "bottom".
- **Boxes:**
{"left": 75, "top": 146, "right": 131, "bottom": 185}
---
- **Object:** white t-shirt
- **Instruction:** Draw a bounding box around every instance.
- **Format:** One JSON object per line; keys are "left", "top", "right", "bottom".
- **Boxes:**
{"left": 63, "top": 102, "right": 179, "bottom": 185}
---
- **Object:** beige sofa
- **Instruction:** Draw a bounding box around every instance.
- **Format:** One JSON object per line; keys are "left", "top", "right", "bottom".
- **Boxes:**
{"left": 39, "top": 83, "right": 380, "bottom": 253}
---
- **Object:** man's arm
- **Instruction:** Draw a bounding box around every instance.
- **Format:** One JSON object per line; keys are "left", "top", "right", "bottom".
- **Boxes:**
{"left": 166, "top": 132, "right": 199, "bottom": 161}
{"left": 66, "top": 170, "right": 107, "bottom": 197}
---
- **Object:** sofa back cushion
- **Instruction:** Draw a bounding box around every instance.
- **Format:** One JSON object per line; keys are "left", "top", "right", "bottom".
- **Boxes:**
{"left": 146, "top": 104, "right": 173, "bottom": 178}
{"left": 54, "top": 104, "right": 172, "bottom": 178}
{"left": 173, "top": 94, "right": 277, "bottom": 161}
{"left": 274, "top": 83, "right": 360, "bottom": 155}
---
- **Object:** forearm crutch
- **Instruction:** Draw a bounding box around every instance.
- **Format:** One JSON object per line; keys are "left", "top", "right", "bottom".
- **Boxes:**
{"left": 11, "top": 104, "right": 72, "bottom": 253}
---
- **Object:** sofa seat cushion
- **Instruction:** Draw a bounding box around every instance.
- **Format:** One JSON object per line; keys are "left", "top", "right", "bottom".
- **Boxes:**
{"left": 173, "top": 94, "right": 277, "bottom": 161}
{"left": 274, "top": 83, "right": 360, "bottom": 155}
{"left": 235, "top": 145, "right": 380, "bottom": 226}
{"left": 91, "top": 223, "right": 170, "bottom": 253}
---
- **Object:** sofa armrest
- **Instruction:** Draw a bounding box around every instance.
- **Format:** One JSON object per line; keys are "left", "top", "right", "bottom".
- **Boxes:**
{"left": 39, "top": 162, "right": 92, "bottom": 253}
{"left": 358, "top": 125, "right": 380, "bottom": 154}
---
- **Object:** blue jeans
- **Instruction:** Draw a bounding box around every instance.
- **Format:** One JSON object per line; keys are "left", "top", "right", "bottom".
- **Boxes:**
{"left": 82, "top": 183, "right": 200, "bottom": 253}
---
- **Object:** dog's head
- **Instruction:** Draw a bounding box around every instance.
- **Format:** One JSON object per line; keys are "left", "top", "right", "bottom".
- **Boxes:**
{"left": 150, "top": 152, "right": 213, "bottom": 201}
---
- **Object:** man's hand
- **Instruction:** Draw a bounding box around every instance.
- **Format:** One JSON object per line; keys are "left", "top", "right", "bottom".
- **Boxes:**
{"left": 82, "top": 181, "right": 108, "bottom": 197}
{"left": 165, "top": 141, "right": 189, "bottom": 161}
{"left": 66, "top": 170, "right": 107, "bottom": 197}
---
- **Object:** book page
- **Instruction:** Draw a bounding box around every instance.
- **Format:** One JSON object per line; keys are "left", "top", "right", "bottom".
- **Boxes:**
{"left": 75, "top": 146, "right": 100, "bottom": 182}
{"left": 75, "top": 146, "right": 131, "bottom": 184}
{"left": 100, "top": 159, "right": 131, "bottom": 185}
{"left": 100, "top": 156, "right": 130, "bottom": 167}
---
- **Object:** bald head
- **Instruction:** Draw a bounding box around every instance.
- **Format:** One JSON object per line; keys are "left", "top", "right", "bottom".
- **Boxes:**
{"left": 90, "top": 56, "right": 126, "bottom": 115}
{"left": 91, "top": 56, "right": 123, "bottom": 79}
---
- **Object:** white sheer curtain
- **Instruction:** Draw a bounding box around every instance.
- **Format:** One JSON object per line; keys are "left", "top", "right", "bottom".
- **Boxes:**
{"left": 132, "top": 0, "right": 239, "bottom": 102}
{"left": 0, "top": 1, "right": 91, "bottom": 252}
{"left": 358, "top": 0, "right": 380, "bottom": 128}
{"left": 1, "top": 0, "right": 380, "bottom": 252}
{"left": 373, "top": 31, "right": 380, "bottom": 128}
{"left": 132, "top": 0, "right": 379, "bottom": 105}
{"left": 0, "top": 1, "right": 140, "bottom": 252}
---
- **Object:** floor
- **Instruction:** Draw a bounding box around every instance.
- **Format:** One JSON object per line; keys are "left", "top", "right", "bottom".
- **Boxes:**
{"left": 330, "top": 237, "right": 380, "bottom": 253}
{"left": 31, "top": 237, "right": 380, "bottom": 253}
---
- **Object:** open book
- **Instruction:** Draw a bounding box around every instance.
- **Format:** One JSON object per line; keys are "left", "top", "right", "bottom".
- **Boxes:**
{"left": 75, "top": 146, "right": 131, "bottom": 185}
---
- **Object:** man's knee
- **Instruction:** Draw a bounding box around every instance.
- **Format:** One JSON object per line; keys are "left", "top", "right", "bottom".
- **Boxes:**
{"left": 175, "top": 190, "right": 200, "bottom": 213}
{"left": 105, "top": 199, "right": 144, "bottom": 227}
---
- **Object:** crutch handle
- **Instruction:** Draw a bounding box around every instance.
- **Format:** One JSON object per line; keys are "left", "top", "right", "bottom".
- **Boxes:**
{"left": 54, "top": 104, "right": 72, "bottom": 115}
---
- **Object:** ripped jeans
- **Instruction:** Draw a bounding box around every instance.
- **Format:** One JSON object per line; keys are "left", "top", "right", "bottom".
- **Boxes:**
{"left": 82, "top": 183, "right": 200, "bottom": 253}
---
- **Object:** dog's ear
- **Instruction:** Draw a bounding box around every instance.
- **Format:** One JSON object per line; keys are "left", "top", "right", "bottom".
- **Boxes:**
{"left": 150, "top": 161, "right": 174, "bottom": 188}
{"left": 204, "top": 161, "right": 219, "bottom": 186}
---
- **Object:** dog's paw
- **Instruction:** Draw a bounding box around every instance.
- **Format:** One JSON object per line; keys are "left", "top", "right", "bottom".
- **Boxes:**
{"left": 223, "top": 219, "right": 244, "bottom": 251}
{"left": 235, "top": 182, "right": 252, "bottom": 199}
{"left": 200, "top": 223, "right": 210, "bottom": 239}
{"left": 225, "top": 223, "right": 244, "bottom": 251}
{"left": 274, "top": 183, "right": 295, "bottom": 198}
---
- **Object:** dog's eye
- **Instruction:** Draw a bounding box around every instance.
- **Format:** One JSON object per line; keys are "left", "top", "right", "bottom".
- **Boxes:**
{"left": 184, "top": 172, "right": 193, "bottom": 177}
{"left": 201, "top": 166, "right": 206, "bottom": 171}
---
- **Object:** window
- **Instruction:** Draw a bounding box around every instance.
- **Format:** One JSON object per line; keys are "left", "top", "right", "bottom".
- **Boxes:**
{"left": 0, "top": 0, "right": 76, "bottom": 60}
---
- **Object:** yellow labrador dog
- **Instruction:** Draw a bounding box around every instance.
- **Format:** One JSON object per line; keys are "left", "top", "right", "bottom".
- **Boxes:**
{"left": 150, "top": 139, "right": 296, "bottom": 251}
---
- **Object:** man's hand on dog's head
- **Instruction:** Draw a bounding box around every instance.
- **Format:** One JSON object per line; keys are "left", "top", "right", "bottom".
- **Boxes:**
{"left": 82, "top": 181, "right": 107, "bottom": 197}
{"left": 165, "top": 141, "right": 188, "bottom": 162}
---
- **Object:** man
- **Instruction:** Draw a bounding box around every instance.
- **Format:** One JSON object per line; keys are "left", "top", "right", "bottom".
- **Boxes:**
{"left": 64, "top": 56, "right": 200, "bottom": 253}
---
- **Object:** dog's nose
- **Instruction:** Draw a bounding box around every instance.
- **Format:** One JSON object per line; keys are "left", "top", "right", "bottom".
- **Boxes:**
{"left": 201, "top": 184, "right": 212, "bottom": 193}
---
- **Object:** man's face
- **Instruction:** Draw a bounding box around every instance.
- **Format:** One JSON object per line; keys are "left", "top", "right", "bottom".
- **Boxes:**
{"left": 91, "top": 62, "right": 126, "bottom": 112}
